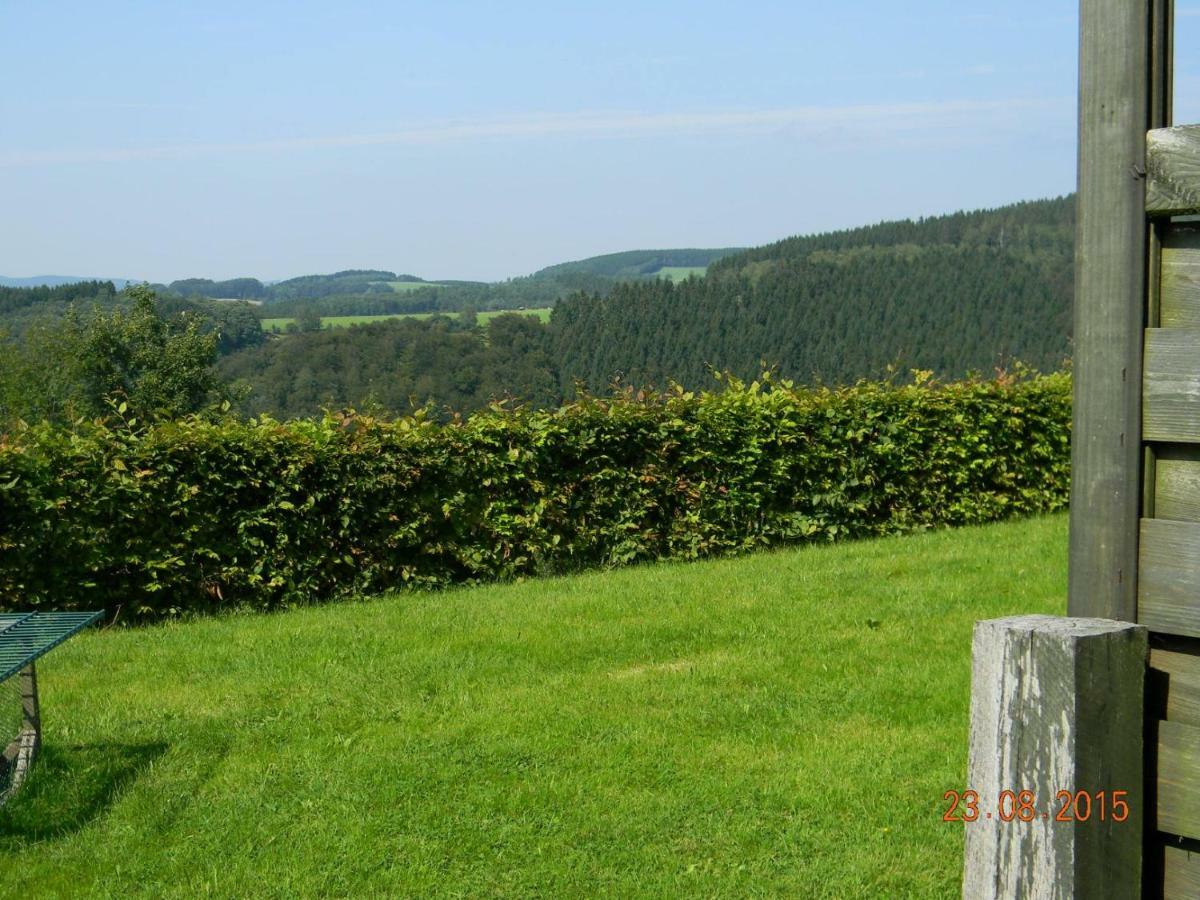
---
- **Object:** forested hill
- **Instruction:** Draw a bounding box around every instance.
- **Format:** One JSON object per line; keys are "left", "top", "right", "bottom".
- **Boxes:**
{"left": 551, "top": 196, "right": 1074, "bottom": 391}
{"left": 0, "top": 275, "right": 130, "bottom": 289}
{"left": 1, "top": 197, "right": 1079, "bottom": 423}
{"left": 531, "top": 248, "right": 743, "bottom": 281}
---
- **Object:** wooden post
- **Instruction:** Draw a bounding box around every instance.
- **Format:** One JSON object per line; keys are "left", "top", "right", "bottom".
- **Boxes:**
{"left": 1070, "top": 0, "right": 1165, "bottom": 622}
{"left": 962, "top": 616, "right": 1147, "bottom": 899}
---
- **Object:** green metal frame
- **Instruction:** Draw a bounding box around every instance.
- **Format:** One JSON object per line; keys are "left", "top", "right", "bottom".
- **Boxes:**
{"left": 0, "top": 611, "right": 102, "bottom": 805}
{"left": 0, "top": 611, "right": 102, "bottom": 684}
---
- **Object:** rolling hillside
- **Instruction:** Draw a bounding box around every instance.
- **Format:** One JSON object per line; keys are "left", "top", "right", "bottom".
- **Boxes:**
{"left": 551, "top": 197, "right": 1074, "bottom": 392}
{"left": 0, "top": 275, "right": 131, "bottom": 289}
{"left": 531, "top": 247, "right": 743, "bottom": 281}
{"left": 3, "top": 198, "right": 1079, "bottom": 420}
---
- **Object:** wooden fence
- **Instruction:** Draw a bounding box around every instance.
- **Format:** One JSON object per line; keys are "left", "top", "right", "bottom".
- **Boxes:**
{"left": 965, "top": 1, "right": 1200, "bottom": 895}
{"left": 1071, "top": 0, "right": 1199, "bottom": 893}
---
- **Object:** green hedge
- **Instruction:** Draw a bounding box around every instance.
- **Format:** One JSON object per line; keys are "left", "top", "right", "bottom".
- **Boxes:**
{"left": 0, "top": 373, "right": 1071, "bottom": 621}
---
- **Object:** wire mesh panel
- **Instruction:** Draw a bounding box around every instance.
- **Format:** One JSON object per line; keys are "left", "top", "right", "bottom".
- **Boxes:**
{"left": 0, "top": 611, "right": 101, "bottom": 805}
{"left": 0, "top": 674, "right": 19, "bottom": 754}
{"left": 0, "top": 612, "right": 100, "bottom": 683}
{"left": 0, "top": 614, "right": 28, "bottom": 800}
{"left": 0, "top": 664, "right": 36, "bottom": 805}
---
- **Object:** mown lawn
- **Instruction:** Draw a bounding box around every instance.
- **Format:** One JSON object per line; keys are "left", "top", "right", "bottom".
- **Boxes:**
{"left": 0, "top": 515, "right": 1067, "bottom": 898}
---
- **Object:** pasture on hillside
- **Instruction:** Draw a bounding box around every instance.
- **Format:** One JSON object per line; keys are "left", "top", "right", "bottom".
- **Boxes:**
{"left": 260, "top": 307, "right": 553, "bottom": 333}
{"left": 384, "top": 281, "right": 445, "bottom": 292}
{"left": 656, "top": 265, "right": 707, "bottom": 282}
{"left": 0, "top": 515, "right": 1067, "bottom": 898}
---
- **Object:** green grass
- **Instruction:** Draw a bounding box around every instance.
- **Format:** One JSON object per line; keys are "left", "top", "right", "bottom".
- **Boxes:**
{"left": 261, "top": 314, "right": 409, "bottom": 331}
{"left": 656, "top": 266, "right": 707, "bottom": 282}
{"left": 260, "top": 308, "right": 552, "bottom": 333}
{"left": 384, "top": 281, "right": 444, "bottom": 293}
{"left": 0, "top": 515, "right": 1067, "bottom": 898}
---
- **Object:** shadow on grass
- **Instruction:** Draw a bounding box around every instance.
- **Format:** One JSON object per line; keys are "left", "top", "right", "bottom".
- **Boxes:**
{"left": 0, "top": 741, "right": 168, "bottom": 845}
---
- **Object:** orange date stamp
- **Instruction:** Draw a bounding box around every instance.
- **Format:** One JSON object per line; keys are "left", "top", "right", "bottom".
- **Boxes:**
{"left": 942, "top": 789, "right": 1131, "bottom": 823}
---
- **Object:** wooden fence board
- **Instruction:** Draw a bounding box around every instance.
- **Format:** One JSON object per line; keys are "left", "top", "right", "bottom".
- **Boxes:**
{"left": 1154, "top": 446, "right": 1200, "bottom": 521}
{"left": 1144, "top": 329, "right": 1200, "bottom": 442}
{"left": 1161, "top": 227, "right": 1200, "bottom": 326}
{"left": 1139, "top": 518, "right": 1200, "bottom": 638}
{"left": 1148, "top": 127, "right": 1200, "bottom": 216}
{"left": 1163, "top": 843, "right": 1200, "bottom": 900}
{"left": 1157, "top": 719, "right": 1200, "bottom": 841}
{"left": 1150, "top": 648, "right": 1200, "bottom": 725}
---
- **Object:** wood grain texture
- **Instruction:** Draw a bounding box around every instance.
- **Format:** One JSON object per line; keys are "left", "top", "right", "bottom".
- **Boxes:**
{"left": 1155, "top": 446, "right": 1200, "bottom": 521}
{"left": 1077, "top": 2, "right": 1171, "bottom": 894}
{"left": 1139, "top": 518, "right": 1200, "bottom": 638}
{"left": 1161, "top": 227, "right": 1200, "bottom": 326}
{"left": 1070, "top": 0, "right": 1154, "bottom": 621}
{"left": 1157, "top": 720, "right": 1200, "bottom": 841}
{"left": 1150, "top": 648, "right": 1200, "bottom": 726}
{"left": 963, "top": 616, "right": 1146, "bottom": 899}
{"left": 1163, "top": 844, "right": 1200, "bottom": 900}
{"left": 1144, "top": 329, "right": 1200, "bottom": 443}
{"left": 1149, "top": 127, "right": 1200, "bottom": 215}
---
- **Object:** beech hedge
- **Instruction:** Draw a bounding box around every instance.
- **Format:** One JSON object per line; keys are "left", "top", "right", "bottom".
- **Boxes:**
{"left": 0, "top": 373, "right": 1071, "bottom": 621}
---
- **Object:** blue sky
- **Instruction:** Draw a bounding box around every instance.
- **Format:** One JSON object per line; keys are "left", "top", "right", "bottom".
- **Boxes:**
{"left": 2, "top": 1, "right": 1199, "bottom": 282}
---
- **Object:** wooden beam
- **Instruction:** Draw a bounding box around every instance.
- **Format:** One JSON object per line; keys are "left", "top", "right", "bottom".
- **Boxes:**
{"left": 1139, "top": 518, "right": 1200, "bottom": 638}
{"left": 1150, "top": 647, "right": 1200, "bottom": 725}
{"left": 1148, "top": 128, "right": 1200, "bottom": 216}
{"left": 1160, "top": 227, "right": 1200, "bottom": 326}
{"left": 1154, "top": 446, "right": 1200, "bottom": 521}
{"left": 1071, "top": 0, "right": 1157, "bottom": 620}
{"left": 1157, "top": 719, "right": 1200, "bottom": 841}
{"left": 1163, "top": 843, "right": 1200, "bottom": 900}
{"left": 1144, "top": 329, "right": 1200, "bottom": 443}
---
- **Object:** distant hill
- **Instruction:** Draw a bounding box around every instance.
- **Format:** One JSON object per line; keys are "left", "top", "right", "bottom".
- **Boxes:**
{"left": 0, "top": 275, "right": 131, "bottom": 289}
{"left": 168, "top": 277, "right": 267, "bottom": 300}
{"left": 161, "top": 253, "right": 745, "bottom": 319}
{"left": 3, "top": 199, "right": 1082, "bottom": 421}
{"left": 551, "top": 196, "right": 1075, "bottom": 392}
{"left": 531, "top": 248, "right": 744, "bottom": 281}
{"left": 0, "top": 280, "right": 122, "bottom": 339}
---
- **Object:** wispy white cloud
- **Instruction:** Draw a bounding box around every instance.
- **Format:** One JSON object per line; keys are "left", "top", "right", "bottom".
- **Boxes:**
{"left": 0, "top": 99, "right": 1066, "bottom": 168}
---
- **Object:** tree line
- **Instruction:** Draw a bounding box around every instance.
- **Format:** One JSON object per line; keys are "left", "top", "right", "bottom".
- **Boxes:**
{"left": 551, "top": 196, "right": 1074, "bottom": 392}
{"left": 1, "top": 196, "right": 1076, "bottom": 424}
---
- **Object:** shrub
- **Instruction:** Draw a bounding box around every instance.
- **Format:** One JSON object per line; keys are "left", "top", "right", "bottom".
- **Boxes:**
{"left": 0, "top": 372, "right": 1071, "bottom": 621}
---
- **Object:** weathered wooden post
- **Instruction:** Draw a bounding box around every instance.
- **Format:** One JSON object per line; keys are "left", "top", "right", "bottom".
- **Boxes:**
{"left": 963, "top": 0, "right": 1200, "bottom": 896}
{"left": 963, "top": 617, "right": 1146, "bottom": 898}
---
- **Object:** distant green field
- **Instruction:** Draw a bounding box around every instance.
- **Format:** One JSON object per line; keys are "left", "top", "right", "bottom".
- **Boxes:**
{"left": 261, "top": 308, "right": 552, "bottom": 333}
{"left": 656, "top": 266, "right": 707, "bottom": 283}
{"left": 262, "top": 315, "right": 404, "bottom": 332}
{"left": 385, "top": 281, "right": 443, "bottom": 293}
